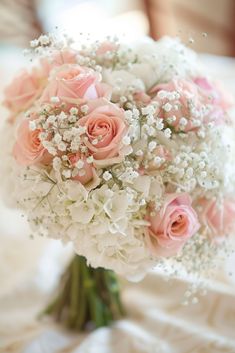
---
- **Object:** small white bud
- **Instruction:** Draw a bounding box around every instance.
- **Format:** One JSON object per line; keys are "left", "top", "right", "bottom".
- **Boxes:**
{"left": 81, "top": 105, "right": 89, "bottom": 114}
{"left": 120, "top": 96, "right": 127, "bottom": 103}
{"left": 174, "top": 156, "right": 181, "bottom": 165}
{"left": 75, "top": 160, "right": 84, "bottom": 169}
{"left": 54, "top": 133, "right": 62, "bottom": 144}
{"left": 154, "top": 156, "right": 162, "bottom": 166}
{"left": 122, "top": 135, "right": 131, "bottom": 145}
{"left": 39, "top": 35, "right": 50, "bottom": 46}
{"left": 29, "top": 120, "right": 37, "bottom": 131}
{"left": 162, "top": 103, "right": 172, "bottom": 112}
{"left": 148, "top": 141, "right": 157, "bottom": 152}
{"left": 179, "top": 117, "right": 188, "bottom": 126}
{"left": 135, "top": 150, "right": 143, "bottom": 157}
{"left": 103, "top": 171, "right": 112, "bottom": 181}
{"left": 198, "top": 161, "right": 205, "bottom": 169}
{"left": 164, "top": 128, "right": 172, "bottom": 138}
{"left": 58, "top": 112, "right": 67, "bottom": 120}
{"left": 70, "top": 107, "right": 78, "bottom": 115}
{"left": 200, "top": 171, "right": 207, "bottom": 178}
{"left": 50, "top": 96, "right": 60, "bottom": 103}
{"left": 30, "top": 39, "right": 39, "bottom": 48}
{"left": 62, "top": 169, "right": 72, "bottom": 179}
{"left": 58, "top": 142, "right": 67, "bottom": 151}
{"left": 86, "top": 156, "right": 94, "bottom": 164}
{"left": 200, "top": 152, "right": 207, "bottom": 159}
{"left": 47, "top": 115, "right": 56, "bottom": 124}
{"left": 157, "top": 90, "right": 166, "bottom": 99}
{"left": 124, "top": 110, "right": 133, "bottom": 120}
{"left": 186, "top": 167, "right": 193, "bottom": 177}
{"left": 92, "top": 139, "right": 98, "bottom": 145}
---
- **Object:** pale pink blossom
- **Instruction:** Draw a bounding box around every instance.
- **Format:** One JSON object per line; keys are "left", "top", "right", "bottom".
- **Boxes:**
{"left": 194, "top": 77, "right": 234, "bottom": 110}
{"left": 145, "top": 193, "right": 200, "bottom": 256}
{"left": 96, "top": 41, "right": 118, "bottom": 55}
{"left": 40, "top": 64, "right": 110, "bottom": 106}
{"left": 13, "top": 118, "right": 51, "bottom": 166}
{"left": 199, "top": 198, "right": 235, "bottom": 238}
{"left": 78, "top": 101, "right": 128, "bottom": 166}
{"left": 4, "top": 70, "right": 43, "bottom": 118}
{"left": 39, "top": 49, "right": 77, "bottom": 77}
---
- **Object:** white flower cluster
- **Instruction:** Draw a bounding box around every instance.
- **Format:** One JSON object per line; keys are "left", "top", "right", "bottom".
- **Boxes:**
{"left": 103, "top": 36, "right": 199, "bottom": 100}
{"left": 9, "top": 165, "right": 154, "bottom": 278}
{"left": 1, "top": 34, "right": 235, "bottom": 280}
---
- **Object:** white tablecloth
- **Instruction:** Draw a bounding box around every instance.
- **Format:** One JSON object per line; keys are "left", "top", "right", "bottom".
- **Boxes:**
{"left": 1, "top": 268, "right": 235, "bottom": 353}
{"left": 0, "top": 51, "right": 235, "bottom": 353}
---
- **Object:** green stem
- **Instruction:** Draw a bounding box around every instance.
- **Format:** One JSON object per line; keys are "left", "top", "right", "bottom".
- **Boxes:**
{"left": 68, "top": 255, "right": 80, "bottom": 328}
{"left": 42, "top": 255, "right": 125, "bottom": 331}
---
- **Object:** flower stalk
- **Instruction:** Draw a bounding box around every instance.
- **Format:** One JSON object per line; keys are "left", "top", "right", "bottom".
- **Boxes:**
{"left": 43, "top": 255, "right": 125, "bottom": 331}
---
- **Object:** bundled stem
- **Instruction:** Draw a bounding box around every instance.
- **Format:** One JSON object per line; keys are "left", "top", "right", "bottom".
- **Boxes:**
{"left": 43, "top": 255, "right": 125, "bottom": 331}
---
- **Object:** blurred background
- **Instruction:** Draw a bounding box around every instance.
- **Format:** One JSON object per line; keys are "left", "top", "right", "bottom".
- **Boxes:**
{"left": 1, "top": 0, "right": 235, "bottom": 95}
{"left": 0, "top": 0, "right": 234, "bottom": 55}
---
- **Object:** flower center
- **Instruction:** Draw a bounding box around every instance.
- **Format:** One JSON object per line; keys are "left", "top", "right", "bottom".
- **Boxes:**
{"left": 171, "top": 214, "right": 188, "bottom": 235}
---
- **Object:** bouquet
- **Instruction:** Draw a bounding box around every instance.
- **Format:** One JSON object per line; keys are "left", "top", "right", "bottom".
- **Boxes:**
{"left": 1, "top": 33, "right": 235, "bottom": 330}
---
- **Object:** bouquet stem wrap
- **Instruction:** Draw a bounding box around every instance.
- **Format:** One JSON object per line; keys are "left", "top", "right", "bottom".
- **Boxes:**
{"left": 44, "top": 255, "right": 125, "bottom": 331}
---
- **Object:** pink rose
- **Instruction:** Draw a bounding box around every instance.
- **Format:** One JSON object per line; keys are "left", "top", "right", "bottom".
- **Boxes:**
{"left": 194, "top": 77, "right": 234, "bottom": 110}
{"left": 194, "top": 77, "right": 234, "bottom": 124}
{"left": 39, "top": 49, "right": 77, "bottom": 77}
{"left": 199, "top": 198, "right": 235, "bottom": 238}
{"left": 13, "top": 118, "right": 51, "bottom": 166}
{"left": 145, "top": 193, "right": 200, "bottom": 257}
{"left": 40, "top": 64, "right": 110, "bottom": 106}
{"left": 78, "top": 101, "right": 128, "bottom": 166}
{"left": 96, "top": 41, "right": 118, "bottom": 56}
{"left": 4, "top": 70, "right": 42, "bottom": 117}
{"left": 151, "top": 79, "right": 227, "bottom": 131}
{"left": 68, "top": 152, "right": 100, "bottom": 189}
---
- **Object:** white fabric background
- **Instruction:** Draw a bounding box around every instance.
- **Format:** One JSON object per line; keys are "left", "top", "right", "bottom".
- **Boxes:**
{"left": 0, "top": 50, "right": 235, "bottom": 353}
